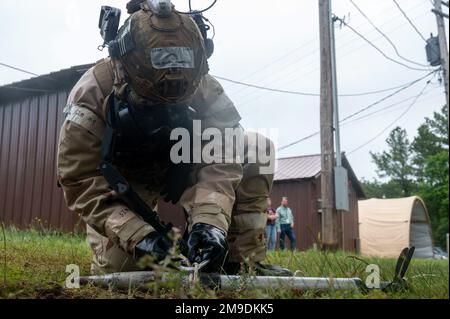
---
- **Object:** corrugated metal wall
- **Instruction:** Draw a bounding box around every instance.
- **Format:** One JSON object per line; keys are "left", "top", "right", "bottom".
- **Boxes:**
{"left": 270, "top": 180, "right": 318, "bottom": 250}
{"left": 270, "top": 178, "right": 359, "bottom": 252}
{"left": 0, "top": 90, "right": 79, "bottom": 231}
{"left": 343, "top": 182, "right": 360, "bottom": 251}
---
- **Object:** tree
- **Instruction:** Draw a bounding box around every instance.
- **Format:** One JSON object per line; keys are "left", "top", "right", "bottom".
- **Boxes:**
{"left": 370, "top": 127, "right": 417, "bottom": 197}
{"left": 412, "top": 105, "right": 449, "bottom": 247}
{"left": 360, "top": 178, "right": 404, "bottom": 199}
{"left": 367, "top": 105, "right": 448, "bottom": 247}
{"left": 418, "top": 151, "right": 449, "bottom": 247}
{"left": 412, "top": 105, "right": 449, "bottom": 179}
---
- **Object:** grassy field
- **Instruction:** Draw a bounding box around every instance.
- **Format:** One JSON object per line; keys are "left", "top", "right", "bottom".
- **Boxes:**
{"left": 0, "top": 227, "right": 448, "bottom": 299}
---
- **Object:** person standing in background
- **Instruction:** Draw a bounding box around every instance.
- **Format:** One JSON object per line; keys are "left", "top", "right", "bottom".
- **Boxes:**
{"left": 276, "top": 197, "right": 297, "bottom": 251}
{"left": 265, "top": 198, "right": 278, "bottom": 251}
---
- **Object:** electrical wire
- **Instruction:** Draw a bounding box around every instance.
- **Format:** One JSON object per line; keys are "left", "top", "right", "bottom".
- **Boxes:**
{"left": 335, "top": 16, "right": 431, "bottom": 72}
{"left": 227, "top": 0, "right": 429, "bottom": 97}
{"left": 392, "top": 0, "right": 429, "bottom": 43}
{"left": 225, "top": 39, "right": 319, "bottom": 97}
{"left": 0, "top": 62, "right": 39, "bottom": 77}
{"left": 232, "top": 7, "right": 433, "bottom": 105}
{"left": 349, "top": 0, "right": 429, "bottom": 67}
{"left": 277, "top": 88, "right": 440, "bottom": 153}
{"left": 347, "top": 80, "right": 431, "bottom": 155}
{"left": 276, "top": 71, "right": 436, "bottom": 152}
{"left": 340, "top": 70, "right": 437, "bottom": 122}
{"left": 178, "top": 0, "right": 217, "bottom": 14}
{"left": 0, "top": 61, "right": 61, "bottom": 86}
{"left": 214, "top": 76, "right": 319, "bottom": 97}
{"left": 277, "top": 132, "right": 321, "bottom": 152}
{"left": 342, "top": 89, "right": 440, "bottom": 126}
{"left": 215, "top": 72, "right": 435, "bottom": 97}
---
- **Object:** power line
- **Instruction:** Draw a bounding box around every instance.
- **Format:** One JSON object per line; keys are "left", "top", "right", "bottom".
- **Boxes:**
{"left": 214, "top": 75, "right": 319, "bottom": 97}
{"left": 0, "top": 62, "right": 39, "bottom": 77}
{"left": 232, "top": 8, "right": 434, "bottom": 106}
{"left": 349, "top": 0, "right": 429, "bottom": 67}
{"left": 347, "top": 80, "right": 431, "bottom": 155}
{"left": 0, "top": 61, "right": 60, "bottom": 86}
{"left": 225, "top": 38, "right": 319, "bottom": 97}
{"left": 335, "top": 16, "right": 431, "bottom": 72}
{"left": 392, "top": 0, "right": 429, "bottom": 43}
{"left": 340, "top": 70, "right": 436, "bottom": 122}
{"left": 277, "top": 88, "right": 439, "bottom": 153}
{"left": 342, "top": 88, "right": 440, "bottom": 126}
{"left": 277, "top": 132, "right": 320, "bottom": 152}
{"left": 277, "top": 71, "right": 436, "bottom": 152}
{"left": 215, "top": 72, "right": 435, "bottom": 97}
{"left": 178, "top": 0, "right": 218, "bottom": 14}
{"left": 228, "top": 0, "right": 430, "bottom": 99}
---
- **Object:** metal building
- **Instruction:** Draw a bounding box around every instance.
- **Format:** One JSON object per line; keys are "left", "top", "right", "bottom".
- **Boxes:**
{"left": 0, "top": 64, "right": 94, "bottom": 231}
{"left": 0, "top": 65, "right": 364, "bottom": 252}
{"left": 271, "top": 155, "right": 365, "bottom": 252}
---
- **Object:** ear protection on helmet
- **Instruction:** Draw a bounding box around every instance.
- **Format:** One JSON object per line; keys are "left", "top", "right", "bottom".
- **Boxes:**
{"left": 107, "top": 17, "right": 135, "bottom": 59}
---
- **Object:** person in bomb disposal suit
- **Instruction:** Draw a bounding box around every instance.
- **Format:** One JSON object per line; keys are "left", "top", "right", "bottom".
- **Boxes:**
{"left": 57, "top": 0, "right": 292, "bottom": 276}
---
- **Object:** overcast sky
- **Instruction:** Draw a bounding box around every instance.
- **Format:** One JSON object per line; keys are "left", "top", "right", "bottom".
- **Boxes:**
{"left": 0, "top": 0, "right": 448, "bottom": 181}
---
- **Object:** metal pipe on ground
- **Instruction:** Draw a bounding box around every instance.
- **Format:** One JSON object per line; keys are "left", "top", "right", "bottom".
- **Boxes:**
{"left": 80, "top": 271, "right": 366, "bottom": 292}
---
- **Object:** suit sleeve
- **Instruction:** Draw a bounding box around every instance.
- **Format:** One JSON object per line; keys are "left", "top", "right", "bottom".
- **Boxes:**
{"left": 179, "top": 75, "right": 244, "bottom": 233}
{"left": 57, "top": 68, "right": 154, "bottom": 255}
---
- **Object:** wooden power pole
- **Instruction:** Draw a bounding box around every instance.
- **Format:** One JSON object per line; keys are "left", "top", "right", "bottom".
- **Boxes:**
{"left": 319, "top": 0, "right": 339, "bottom": 250}
{"left": 433, "top": 0, "right": 449, "bottom": 109}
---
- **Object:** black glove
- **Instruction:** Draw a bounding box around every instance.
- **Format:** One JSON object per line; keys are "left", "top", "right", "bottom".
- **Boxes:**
{"left": 135, "top": 232, "right": 173, "bottom": 263}
{"left": 187, "top": 223, "right": 228, "bottom": 273}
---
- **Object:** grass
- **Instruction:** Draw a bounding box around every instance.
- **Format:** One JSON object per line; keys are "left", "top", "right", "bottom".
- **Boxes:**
{"left": 0, "top": 227, "right": 448, "bottom": 299}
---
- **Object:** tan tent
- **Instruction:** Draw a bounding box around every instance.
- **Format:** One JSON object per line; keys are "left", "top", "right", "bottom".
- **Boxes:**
{"left": 358, "top": 196, "right": 434, "bottom": 259}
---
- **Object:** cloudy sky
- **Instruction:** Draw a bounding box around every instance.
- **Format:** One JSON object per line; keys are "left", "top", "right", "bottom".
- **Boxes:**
{"left": 0, "top": 0, "right": 448, "bottom": 180}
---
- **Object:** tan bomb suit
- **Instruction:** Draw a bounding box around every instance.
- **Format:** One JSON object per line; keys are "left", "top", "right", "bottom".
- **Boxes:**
{"left": 57, "top": 59, "right": 274, "bottom": 274}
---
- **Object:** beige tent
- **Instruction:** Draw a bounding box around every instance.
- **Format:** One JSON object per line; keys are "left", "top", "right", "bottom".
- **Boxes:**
{"left": 358, "top": 196, "right": 434, "bottom": 259}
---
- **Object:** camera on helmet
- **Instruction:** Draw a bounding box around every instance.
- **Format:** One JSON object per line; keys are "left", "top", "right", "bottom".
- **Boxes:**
{"left": 99, "top": 6, "right": 121, "bottom": 47}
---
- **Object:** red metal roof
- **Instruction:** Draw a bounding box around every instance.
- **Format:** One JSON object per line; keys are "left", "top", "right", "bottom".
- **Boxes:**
{"left": 274, "top": 154, "right": 365, "bottom": 198}
{"left": 0, "top": 63, "right": 95, "bottom": 103}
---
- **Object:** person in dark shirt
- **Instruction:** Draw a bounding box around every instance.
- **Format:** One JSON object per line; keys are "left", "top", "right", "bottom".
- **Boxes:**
{"left": 265, "top": 198, "right": 278, "bottom": 250}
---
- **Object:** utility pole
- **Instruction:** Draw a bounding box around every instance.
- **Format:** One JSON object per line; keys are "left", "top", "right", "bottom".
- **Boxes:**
{"left": 319, "top": 0, "right": 339, "bottom": 250}
{"left": 330, "top": 15, "right": 348, "bottom": 251}
{"left": 432, "top": 0, "right": 449, "bottom": 109}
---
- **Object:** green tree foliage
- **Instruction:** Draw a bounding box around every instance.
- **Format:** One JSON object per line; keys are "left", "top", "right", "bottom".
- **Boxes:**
{"left": 368, "top": 105, "right": 448, "bottom": 248}
{"left": 412, "top": 105, "right": 448, "bottom": 247}
{"left": 412, "top": 105, "right": 449, "bottom": 180}
{"left": 361, "top": 178, "right": 404, "bottom": 199}
{"left": 417, "top": 151, "right": 449, "bottom": 247}
{"left": 370, "top": 127, "right": 417, "bottom": 197}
